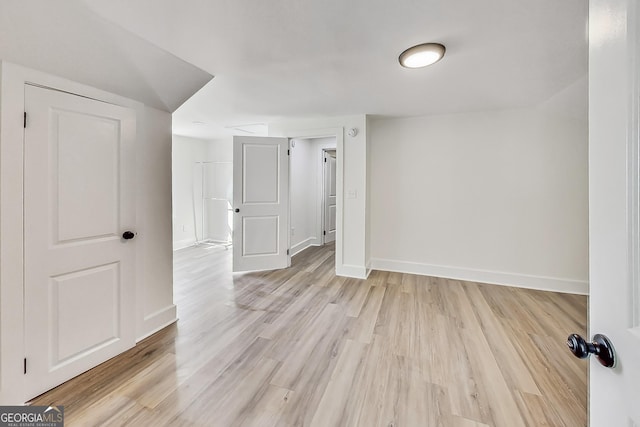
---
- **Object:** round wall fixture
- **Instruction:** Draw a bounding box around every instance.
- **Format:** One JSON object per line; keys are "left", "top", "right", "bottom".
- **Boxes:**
{"left": 348, "top": 128, "right": 358, "bottom": 137}
{"left": 399, "top": 43, "right": 446, "bottom": 68}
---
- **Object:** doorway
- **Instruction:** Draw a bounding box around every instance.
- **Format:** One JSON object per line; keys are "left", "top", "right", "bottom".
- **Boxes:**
{"left": 289, "top": 137, "right": 337, "bottom": 256}
{"left": 230, "top": 132, "right": 340, "bottom": 273}
{"left": 171, "top": 136, "right": 233, "bottom": 251}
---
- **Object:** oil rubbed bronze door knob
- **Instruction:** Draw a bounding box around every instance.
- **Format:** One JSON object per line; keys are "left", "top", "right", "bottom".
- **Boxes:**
{"left": 122, "top": 231, "right": 135, "bottom": 240}
{"left": 566, "top": 333, "right": 616, "bottom": 368}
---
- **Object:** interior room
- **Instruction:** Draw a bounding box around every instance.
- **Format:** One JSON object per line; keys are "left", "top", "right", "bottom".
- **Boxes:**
{"left": 172, "top": 136, "right": 233, "bottom": 251}
{"left": 0, "top": 0, "right": 637, "bottom": 426}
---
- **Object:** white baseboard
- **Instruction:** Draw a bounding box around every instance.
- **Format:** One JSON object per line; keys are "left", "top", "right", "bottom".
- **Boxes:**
{"left": 291, "top": 237, "right": 316, "bottom": 256}
{"left": 336, "top": 264, "right": 368, "bottom": 279}
{"left": 173, "top": 238, "right": 195, "bottom": 251}
{"left": 365, "top": 260, "right": 372, "bottom": 279}
{"left": 137, "top": 304, "right": 178, "bottom": 342}
{"left": 370, "top": 258, "right": 589, "bottom": 295}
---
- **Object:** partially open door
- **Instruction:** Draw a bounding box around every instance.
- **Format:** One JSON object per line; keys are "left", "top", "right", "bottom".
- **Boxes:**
{"left": 233, "top": 136, "right": 289, "bottom": 272}
{"left": 323, "top": 150, "right": 336, "bottom": 244}
{"left": 586, "top": 1, "right": 640, "bottom": 425}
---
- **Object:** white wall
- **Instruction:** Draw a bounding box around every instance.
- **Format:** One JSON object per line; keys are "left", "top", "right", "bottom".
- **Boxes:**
{"left": 172, "top": 136, "right": 233, "bottom": 250}
{"left": 290, "top": 138, "right": 316, "bottom": 253}
{"left": 172, "top": 135, "right": 208, "bottom": 249}
{"left": 206, "top": 138, "right": 233, "bottom": 161}
{"left": 369, "top": 108, "right": 589, "bottom": 293}
{"left": 204, "top": 139, "right": 233, "bottom": 242}
{"left": 269, "top": 116, "right": 368, "bottom": 278}
{"left": 365, "top": 117, "right": 372, "bottom": 270}
{"left": 137, "top": 107, "right": 176, "bottom": 338}
{"left": 0, "top": 61, "right": 177, "bottom": 403}
{"left": 289, "top": 137, "right": 337, "bottom": 255}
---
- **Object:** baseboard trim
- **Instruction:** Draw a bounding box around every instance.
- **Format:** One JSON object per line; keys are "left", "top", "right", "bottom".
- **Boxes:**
{"left": 291, "top": 237, "right": 316, "bottom": 256}
{"left": 173, "top": 238, "right": 195, "bottom": 251}
{"left": 137, "top": 304, "right": 178, "bottom": 342}
{"left": 336, "top": 264, "right": 368, "bottom": 279}
{"left": 370, "top": 258, "right": 589, "bottom": 295}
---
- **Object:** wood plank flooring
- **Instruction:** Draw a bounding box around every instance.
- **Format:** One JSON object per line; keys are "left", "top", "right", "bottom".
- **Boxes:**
{"left": 31, "top": 243, "right": 588, "bottom": 426}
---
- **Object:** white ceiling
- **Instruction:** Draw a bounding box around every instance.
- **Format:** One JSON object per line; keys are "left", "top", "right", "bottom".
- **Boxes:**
{"left": 0, "top": 0, "right": 212, "bottom": 112}
{"left": 81, "top": 0, "right": 588, "bottom": 139}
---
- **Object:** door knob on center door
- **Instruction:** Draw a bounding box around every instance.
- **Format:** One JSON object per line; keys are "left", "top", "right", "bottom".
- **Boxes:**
{"left": 234, "top": 208, "right": 240, "bottom": 213}
{"left": 122, "top": 231, "right": 136, "bottom": 240}
{"left": 566, "top": 333, "right": 616, "bottom": 368}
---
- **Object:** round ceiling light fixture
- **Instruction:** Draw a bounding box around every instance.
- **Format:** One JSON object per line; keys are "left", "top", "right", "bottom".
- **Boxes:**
{"left": 399, "top": 43, "right": 446, "bottom": 68}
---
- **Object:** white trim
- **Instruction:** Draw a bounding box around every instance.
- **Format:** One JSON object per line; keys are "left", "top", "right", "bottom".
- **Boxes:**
{"left": 629, "top": 0, "right": 640, "bottom": 330}
{"left": 137, "top": 305, "right": 178, "bottom": 342}
{"left": 336, "top": 264, "right": 368, "bottom": 279}
{"left": 370, "top": 258, "right": 589, "bottom": 295}
{"left": 291, "top": 237, "right": 318, "bottom": 256}
{"left": 173, "top": 238, "right": 196, "bottom": 251}
{"left": 287, "top": 138, "right": 292, "bottom": 267}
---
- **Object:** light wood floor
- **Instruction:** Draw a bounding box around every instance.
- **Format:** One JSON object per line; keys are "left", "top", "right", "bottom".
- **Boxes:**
{"left": 32, "top": 243, "right": 588, "bottom": 426}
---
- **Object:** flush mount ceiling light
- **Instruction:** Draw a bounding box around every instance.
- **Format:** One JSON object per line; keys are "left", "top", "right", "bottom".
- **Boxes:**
{"left": 399, "top": 43, "right": 446, "bottom": 68}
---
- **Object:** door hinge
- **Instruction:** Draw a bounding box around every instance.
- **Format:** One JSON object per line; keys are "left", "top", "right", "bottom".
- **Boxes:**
{"left": 286, "top": 249, "right": 290, "bottom": 255}
{"left": 24, "top": 358, "right": 27, "bottom": 374}
{"left": 324, "top": 157, "right": 327, "bottom": 162}
{"left": 287, "top": 149, "right": 290, "bottom": 156}
{"left": 23, "top": 112, "right": 27, "bottom": 128}
{"left": 324, "top": 230, "right": 326, "bottom": 235}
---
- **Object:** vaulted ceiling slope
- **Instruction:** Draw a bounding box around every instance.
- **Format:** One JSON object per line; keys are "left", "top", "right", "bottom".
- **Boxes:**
{"left": 82, "top": 0, "right": 588, "bottom": 139}
{"left": 0, "top": 0, "right": 212, "bottom": 112}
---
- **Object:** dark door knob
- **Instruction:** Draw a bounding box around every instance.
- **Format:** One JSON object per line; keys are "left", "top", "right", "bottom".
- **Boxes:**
{"left": 122, "top": 231, "right": 135, "bottom": 240}
{"left": 567, "top": 333, "right": 616, "bottom": 368}
{"left": 234, "top": 208, "right": 240, "bottom": 213}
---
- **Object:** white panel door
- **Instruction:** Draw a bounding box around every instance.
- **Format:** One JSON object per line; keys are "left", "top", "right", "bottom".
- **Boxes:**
{"left": 588, "top": 0, "right": 640, "bottom": 425}
{"left": 324, "top": 152, "right": 336, "bottom": 244}
{"left": 24, "top": 85, "right": 136, "bottom": 399}
{"left": 233, "top": 136, "right": 289, "bottom": 272}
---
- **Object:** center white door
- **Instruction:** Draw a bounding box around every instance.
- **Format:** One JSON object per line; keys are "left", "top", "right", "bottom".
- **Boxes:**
{"left": 24, "top": 85, "right": 136, "bottom": 399}
{"left": 588, "top": 0, "right": 640, "bottom": 425}
{"left": 232, "top": 136, "right": 289, "bottom": 272}
{"left": 323, "top": 151, "right": 336, "bottom": 244}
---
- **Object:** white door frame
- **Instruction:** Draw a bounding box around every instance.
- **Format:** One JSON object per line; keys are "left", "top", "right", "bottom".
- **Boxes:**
{"left": 322, "top": 148, "right": 337, "bottom": 245}
{"left": 0, "top": 62, "right": 143, "bottom": 404}
{"left": 284, "top": 129, "right": 343, "bottom": 273}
